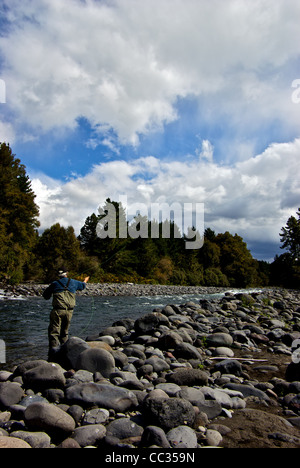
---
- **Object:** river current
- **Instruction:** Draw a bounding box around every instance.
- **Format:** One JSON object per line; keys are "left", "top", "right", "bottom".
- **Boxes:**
{"left": 0, "top": 291, "right": 228, "bottom": 369}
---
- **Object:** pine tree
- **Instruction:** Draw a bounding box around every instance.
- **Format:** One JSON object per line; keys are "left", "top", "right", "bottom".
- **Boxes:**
{"left": 0, "top": 143, "right": 40, "bottom": 283}
{"left": 215, "top": 232, "right": 258, "bottom": 287}
{"left": 36, "top": 223, "right": 82, "bottom": 282}
{"left": 78, "top": 213, "right": 101, "bottom": 256}
{"left": 280, "top": 208, "right": 300, "bottom": 260}
{"left": 271, "top": 208, "right": 300, "bottom": 288}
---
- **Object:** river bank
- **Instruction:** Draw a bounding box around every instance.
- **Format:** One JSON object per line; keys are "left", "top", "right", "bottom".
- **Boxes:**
{"left": 0, "top": 282, "right": 231, "bottom": 299}
{"left": 1, "top": 288, "right": 300, "bottom": 449}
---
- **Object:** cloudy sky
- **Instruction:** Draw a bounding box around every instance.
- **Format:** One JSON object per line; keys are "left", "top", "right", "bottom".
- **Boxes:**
{"left": 0, "top": 0, "right": 300, "bottom": 261}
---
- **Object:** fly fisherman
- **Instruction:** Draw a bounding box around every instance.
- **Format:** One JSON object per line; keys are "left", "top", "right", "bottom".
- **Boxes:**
{"left": 43, "top": 269, "right": 89, "bottom": 359}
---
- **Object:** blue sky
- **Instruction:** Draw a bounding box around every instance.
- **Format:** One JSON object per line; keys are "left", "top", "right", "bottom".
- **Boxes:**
{"left": 0, "top": 0, "right": 300, "bottom": 261}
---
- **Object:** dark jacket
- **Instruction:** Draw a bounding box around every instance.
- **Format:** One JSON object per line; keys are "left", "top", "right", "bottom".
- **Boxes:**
{"left": 43, "top": 277, "right": 86, "bottom": 300}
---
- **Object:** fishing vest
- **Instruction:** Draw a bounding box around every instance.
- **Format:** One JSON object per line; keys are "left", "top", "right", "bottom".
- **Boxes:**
{"left": 52, "top": 278, "right": 76, "bottom": 310}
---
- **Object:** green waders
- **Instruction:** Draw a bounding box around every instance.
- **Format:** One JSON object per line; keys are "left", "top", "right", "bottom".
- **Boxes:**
{"left": 48, "top": 279, "right": 76, "bottom": 355}
{"left": 48, "top": 308, "right": 74, "bottom": 350}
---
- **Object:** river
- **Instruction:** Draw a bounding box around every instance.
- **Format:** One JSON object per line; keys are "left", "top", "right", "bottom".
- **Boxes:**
{"left": 0, "top": 291, "right": 227, "bottom": 369}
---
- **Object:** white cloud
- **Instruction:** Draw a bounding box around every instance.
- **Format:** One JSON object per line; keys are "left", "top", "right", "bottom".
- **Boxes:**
{"left": 197, "top": 140, "right": 214, "bottom": 163}
{"left": 31, "top": 138, "right": 300, "bottom": 259}
{"left": 1, "top": 0, "right": 300, "bottom": 147}
{"left": 2, "top": 0, "right": 300, "bottom": 260}
{"left": 0, "top": 121, "right": 15, "bottom": 144}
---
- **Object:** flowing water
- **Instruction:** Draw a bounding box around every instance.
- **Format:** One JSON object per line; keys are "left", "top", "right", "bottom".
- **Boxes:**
{"left": 0, "top": 290, "right": 229, "bottom": 369}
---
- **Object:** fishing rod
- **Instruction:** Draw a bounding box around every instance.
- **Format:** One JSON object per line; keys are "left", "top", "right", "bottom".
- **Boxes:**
{"left": 74, "top": 252, "right": 124, "bottom": 337}
{"left": 76, "top": 295, "right": 97, "bottom": 337}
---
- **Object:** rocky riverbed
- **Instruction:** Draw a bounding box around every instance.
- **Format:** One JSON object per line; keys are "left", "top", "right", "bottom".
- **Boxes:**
{"left": 1, "top": 288, "right": 300, "bottom": 449}
{"left": 0, "top": 282, "right": 229, "bottom": 299}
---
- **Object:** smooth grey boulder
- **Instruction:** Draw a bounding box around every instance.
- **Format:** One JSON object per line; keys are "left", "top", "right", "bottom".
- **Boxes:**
{"left": 24, "top": 402, "right": 75, "bottom": 435}
{"left": 72, "top": 424, "right": 106, "bottom": 447}
{"left": 134, "top": 313, "right": 170, "bottom": 335}
{"left": 145, "top": 355, "right": 170, "bottom": 372}
{"left": 225, "top": 383, "right": 270, "bottom": 401}
{"left": 10, "top": 430, "right": 51, "bottom": 448}
{"left": 23, "top": 362, "right": 66, "bottom": 391}
{"left": 0, "top": 382, "right": 24, "bottom": 408}
{"left": 168, "top": 368, "right": 208, "bottom": 386}
{"left": 179, "top": 387, "right": 205, "bottom": 406}
{"left": 173, "top": 342, "right": 202, "bottom": 360}
{"left": 106, "top": 417, "right": 144, "bottom": 440}
{"left": 75, "top": 348, "right": 115, "bottom": 377}
{"left": 213, "top": 359, "right": 243, "bottom": 376}
{"left": 140, "top": 426, "right": 170, "bottom": 448}
{"left": 206, "top": 333, "right": 233, "bottom": 348}
{"left": 65, "top": 382, "right": 138, "bottom": 412}
{"left": 167, "top": 425, "right": 198, "bottom": 448}
{"left": 58, "top": 337, "right": 90, "bottom": 369}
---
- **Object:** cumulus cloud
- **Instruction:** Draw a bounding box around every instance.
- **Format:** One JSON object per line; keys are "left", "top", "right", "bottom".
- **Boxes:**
{"left": 1, "top": 0, "right": 300, "bottom": 147}
{"left": 31, "top": 138, "right": 300, "bottom": 260}
{"left": 1, "top": 0, "right": 300, "bottom": 261}
{"left": 0, "top": 120, "right": 15, "bottom": 144}
{"left": 197, "top": 140, "right": 214, "bottom": 163}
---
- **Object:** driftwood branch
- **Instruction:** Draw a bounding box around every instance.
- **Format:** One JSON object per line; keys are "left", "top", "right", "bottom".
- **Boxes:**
{"left": 209, "top": 357, "right": 268, "bottom": 362}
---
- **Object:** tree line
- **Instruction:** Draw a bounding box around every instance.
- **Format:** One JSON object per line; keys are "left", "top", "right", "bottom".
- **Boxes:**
{"left": 0, "top": 142, "right": 299, "bottom": 288}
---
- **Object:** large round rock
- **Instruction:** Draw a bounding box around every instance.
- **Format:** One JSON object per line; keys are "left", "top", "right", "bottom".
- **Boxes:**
{"left": 72, "top": 424, "right": 106, "bottom": 447}
{"left": 167, "top": 426, "right": 198, "bottom": 448}
{"left": 143, "top": 397, "right": 195, "bottom": 431}
{"left": 106, "top": 417, "right": 144, "bottom": 441}
{"left": 140, "top": 426, "right": 170, "bottom": 448}
{"left": 179, "top": 387, "right": 205, "bottom": 406}
{"left": 134, "top": 313, "right": 170, "bottom": 335}
{"left": 206, "top": 333, "right": 233, "bottom": 348}
{"left": 75, "top": 348, "right": 115, "bottom": 377}
{"left": 65, "top": 383, "right": 138, "bottom": 412}
{"left": 0, "top": 382, "right": 24, "bottom": 408}
{"left": 24, "top": 402, "right": 76, "bottom": 436}
{"left": 0, "top": 436, "right": 31, "bottom": 448}
{"left": 173, "top": 342, "right": 202, "bottom": 360}
{"left": 213, "top": 359, "right": 243, "bottom": 376}
{"left": 156, "top": 331, "right": 183, "bottom": 350}
{"left": 58, "top": 337, "right": 90, "bottom": 369}
{"left": 168, "top": 368, "right": 208, "bottom": 387}
{"left": 13, "top": 360, "right": 48, "bottom": 377}
{"left": 10, "top": 430, "right": 51, "bottom": 448}
{"left": 22, "top": 362, "right": 66, "bottom": 391}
